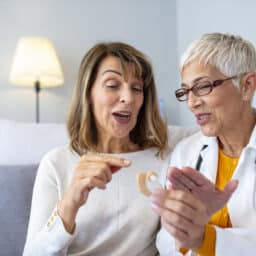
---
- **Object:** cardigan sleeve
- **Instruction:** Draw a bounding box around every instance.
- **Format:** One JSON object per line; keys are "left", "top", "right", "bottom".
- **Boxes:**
{"left": 23, "top": 154, "right": 76, "bottom": 256}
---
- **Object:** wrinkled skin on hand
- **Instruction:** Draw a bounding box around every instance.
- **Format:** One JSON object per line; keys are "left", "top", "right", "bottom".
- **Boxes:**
{"left": 151, "top": 188, "right": 209, "bottom": 249}
{"left": 167, "top": 166, "right": 238, "bottom": 216}
{"left": 150, "top": 166, "right": 238, "bottom": 250}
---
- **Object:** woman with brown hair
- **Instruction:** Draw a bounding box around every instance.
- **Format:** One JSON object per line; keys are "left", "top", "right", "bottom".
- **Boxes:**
{"left": 24, "top": 42, "right": 190, "bottom": 256}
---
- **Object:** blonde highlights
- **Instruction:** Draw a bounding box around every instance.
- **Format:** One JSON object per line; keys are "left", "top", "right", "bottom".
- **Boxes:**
{"left": 67, "top": 42, "right": 168, "bottom": 157}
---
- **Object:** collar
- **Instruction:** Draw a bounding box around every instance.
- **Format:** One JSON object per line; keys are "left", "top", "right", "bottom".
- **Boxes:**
{"left": 246, "top": 125, "right": 256, "bottom": 150}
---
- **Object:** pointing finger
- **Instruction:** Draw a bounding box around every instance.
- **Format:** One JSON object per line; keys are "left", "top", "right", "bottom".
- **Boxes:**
{"left": 81, "top": 154, "right": 131, "bottom": 167}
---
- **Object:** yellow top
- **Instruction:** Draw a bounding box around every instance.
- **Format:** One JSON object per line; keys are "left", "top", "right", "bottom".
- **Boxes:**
{"left": 181, "top": 149, "right": 239, "bottom": 255}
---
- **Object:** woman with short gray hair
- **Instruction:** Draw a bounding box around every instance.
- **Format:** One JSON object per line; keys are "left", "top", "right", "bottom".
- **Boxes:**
{"left": 152, "top": 33, "right": 256, "bottom": 255}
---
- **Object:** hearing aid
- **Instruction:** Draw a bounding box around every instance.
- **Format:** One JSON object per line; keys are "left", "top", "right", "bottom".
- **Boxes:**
{"left": 136, "top": 171, "right": 161, "bottom": 196}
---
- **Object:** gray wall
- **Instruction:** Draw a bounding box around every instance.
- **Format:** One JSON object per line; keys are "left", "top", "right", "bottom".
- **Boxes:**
{"left": 1, "top": 0, "right": 256, "bottom": 126}
{"left": 176, "top": 0, "right": 256, "bottom": 127}
{"left": 0, "top": 0, "right": 179, "bottom": 124}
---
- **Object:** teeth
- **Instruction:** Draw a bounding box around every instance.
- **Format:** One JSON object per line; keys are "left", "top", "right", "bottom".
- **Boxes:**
{"left": 114, "top": 112, "right": 130, "bottom": 117}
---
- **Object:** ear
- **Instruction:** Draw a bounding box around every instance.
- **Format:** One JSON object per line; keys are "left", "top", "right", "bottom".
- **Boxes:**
{"left": 240, "top": 72, "right": 256, "bottom": 101}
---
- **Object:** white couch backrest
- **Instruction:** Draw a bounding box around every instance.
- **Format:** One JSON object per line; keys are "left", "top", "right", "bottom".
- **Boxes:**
{"left": 0, "top": 119, "right": 69, "bottom": 165}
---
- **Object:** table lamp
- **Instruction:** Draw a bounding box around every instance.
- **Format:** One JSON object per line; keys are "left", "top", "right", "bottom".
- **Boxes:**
{"left": 9, "top": 37, "right": 64, "bottom": 123}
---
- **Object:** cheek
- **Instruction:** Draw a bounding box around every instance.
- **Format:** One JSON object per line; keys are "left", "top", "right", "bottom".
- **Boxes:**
{"left": 208, "top": 97, "right": 238, "bottom": 128}
{"left": 211, "top": 110, "right": 225, "bottom": 127}
{"left": 207, "top": 93, "right": 224, "bottom": 107}
{"left": 136, "top": 95, "right": 144, "bottom": 111}
{"left": 91, "top": 99, "right": 110, "bottom": 121}
{"left": 203, "top": 91, "right": 229, "bottom": 114}
{"left": 94, "top": 94, "right": 116, "bottom": 110}
{"left": 133, "top": 102, "right": 143, "bottom": 120}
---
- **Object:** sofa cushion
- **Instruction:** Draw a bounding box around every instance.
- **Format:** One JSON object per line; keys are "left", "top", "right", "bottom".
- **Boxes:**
{"left": 0, "top": 119, "right": 69, "bottom": 165}
{"left": 0, "top": 164, "right": 38, "bottom": 256}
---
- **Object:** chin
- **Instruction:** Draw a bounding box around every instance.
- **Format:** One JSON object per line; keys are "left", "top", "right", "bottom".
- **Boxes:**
{"left": 200, "top": 125, "right": 219, "bottom": 137}
{"left": 114, "top": 123, "right": 135, "bottom": 136}
{"left": 112, "top": 129, "right": 131, "bottom": 139}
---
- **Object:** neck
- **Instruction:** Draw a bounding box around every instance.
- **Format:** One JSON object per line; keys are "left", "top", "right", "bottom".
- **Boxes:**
{"left": 218, "top": 108, "right": 255, "bottom": 157}
{"left": 96, "top": 134, "right": 139, "bottom": 154}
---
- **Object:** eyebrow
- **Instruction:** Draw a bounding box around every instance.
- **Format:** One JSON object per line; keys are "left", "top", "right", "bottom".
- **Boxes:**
{"left": 181, "top": 76, "right": 211, "bottom": 87}
{"left": 101, "top": 69, "right": 122, "bottom": 76}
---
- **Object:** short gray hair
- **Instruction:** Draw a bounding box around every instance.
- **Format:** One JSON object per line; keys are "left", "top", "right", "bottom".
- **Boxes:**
{"left": 180, "top": 33, "right": 256, "bottom": 86}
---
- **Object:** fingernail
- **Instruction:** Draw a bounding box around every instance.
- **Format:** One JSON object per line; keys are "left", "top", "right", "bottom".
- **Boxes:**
{"left": 123, "top": 159, "right": 131, "bottom": 165}
{"left": 149, "top": 195, "right": 155, "bottom": 202}
{"left": 150, "top": 202, "right": 158, "bottom": 210}
{"left": 150, "top": 195, "right": 160, "bottom": 204}
{"left": 150, "top": 202, "right": 160, "bottom": 215}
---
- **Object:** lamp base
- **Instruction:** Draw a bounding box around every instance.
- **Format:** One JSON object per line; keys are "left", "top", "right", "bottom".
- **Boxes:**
{"left": 35, "top": 81, "right": 41, "bottom": 123}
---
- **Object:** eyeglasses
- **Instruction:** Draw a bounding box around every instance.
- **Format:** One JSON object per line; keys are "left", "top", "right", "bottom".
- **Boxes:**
{"left": 175, "top": 75, "right": 239, "bottom": 102}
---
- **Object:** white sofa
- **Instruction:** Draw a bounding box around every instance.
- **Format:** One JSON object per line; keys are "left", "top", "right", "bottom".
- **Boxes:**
{"left": 0, "top": 119, "right": 69, "bottom": 256}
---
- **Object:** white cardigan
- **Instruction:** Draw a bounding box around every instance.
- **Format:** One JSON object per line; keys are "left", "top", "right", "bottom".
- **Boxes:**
{"left": 156, "top": 127, "right": 256, "bottom": 255}
{"left": 23, "top": 126, "right": 194, "bottom": 256}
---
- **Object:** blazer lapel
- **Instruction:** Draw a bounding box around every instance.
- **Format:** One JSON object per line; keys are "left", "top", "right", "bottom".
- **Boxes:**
{"left": 200, "top": 136, "right": 219, "bottom": 183}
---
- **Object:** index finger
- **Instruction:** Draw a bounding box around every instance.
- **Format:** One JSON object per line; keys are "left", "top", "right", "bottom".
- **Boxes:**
{"left": 81, "top": 153, "right": 131, "bottom": 167}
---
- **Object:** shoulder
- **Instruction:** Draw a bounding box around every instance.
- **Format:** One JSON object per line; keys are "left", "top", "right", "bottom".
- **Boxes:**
{"left": 39, "top": 145, "right": 78, "bottom": 170}
{"left": 35, "top": 145, "right": 79, "bottom": 183}
{"left": 42, "top": 144, "right": 74, "bottom": 159}
{"left": 168, "top": 125, "right": 199, "bottom": 151}
{"left": 170, "top": 132, "right": 203, "bottom": 168}
{"left": 174, "top": 131, "right": 203, "bottom": 148}
{"left": 170, "top": 131, "right": 204, "bottom": 165}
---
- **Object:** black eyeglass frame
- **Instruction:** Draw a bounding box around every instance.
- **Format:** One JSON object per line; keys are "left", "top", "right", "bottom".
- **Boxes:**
{"left": 175, "top": 75, "right": 240, "bottom": 102}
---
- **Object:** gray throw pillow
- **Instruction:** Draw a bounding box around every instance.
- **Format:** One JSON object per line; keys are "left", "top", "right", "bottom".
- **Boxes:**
{"left": 0, "top": 165, "right": 38, "bottom": 256}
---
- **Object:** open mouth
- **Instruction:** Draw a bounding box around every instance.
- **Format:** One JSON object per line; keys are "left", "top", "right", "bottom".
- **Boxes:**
{"left": 196, "top": 113, "right": 211, "bottom": 125}
{"left": 112, "top": 111, "right": 131, "bottom": 124}
{"left": 113, "top": 111, "right": 131, "bottom": 118}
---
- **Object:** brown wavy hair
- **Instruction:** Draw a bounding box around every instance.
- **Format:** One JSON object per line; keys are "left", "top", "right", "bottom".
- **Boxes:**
{"left": 67, "top": 42, "right": 168, "bottom": 157}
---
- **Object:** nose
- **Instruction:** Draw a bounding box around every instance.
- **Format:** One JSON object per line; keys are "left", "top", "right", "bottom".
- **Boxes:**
{"left": 187, "top": 90, "right": 202, "bottom": 110}
{"left": 119, "top": 87, "right": 134, "bottom": 104}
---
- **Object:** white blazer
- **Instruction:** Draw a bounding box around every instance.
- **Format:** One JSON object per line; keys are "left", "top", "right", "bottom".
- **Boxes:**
{"left": 156, "top": 127, "right": 256, "bottom": 256}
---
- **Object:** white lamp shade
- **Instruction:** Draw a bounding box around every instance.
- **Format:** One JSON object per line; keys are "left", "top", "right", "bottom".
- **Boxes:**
{"left": 9, "top": 37, "right": 64, "bottom": 87}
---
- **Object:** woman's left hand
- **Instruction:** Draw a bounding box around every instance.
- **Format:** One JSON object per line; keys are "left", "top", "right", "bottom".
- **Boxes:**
{"left": 167, "top": 166, "right": 238, "bottom": 216}
{"left": 151, "top": 188, "right": 209, "bottom": 249}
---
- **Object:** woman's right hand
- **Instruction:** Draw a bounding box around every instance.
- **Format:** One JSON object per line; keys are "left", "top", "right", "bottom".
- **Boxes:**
{"left": 58, "top": 154, "right": 131, "bottom": 233}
